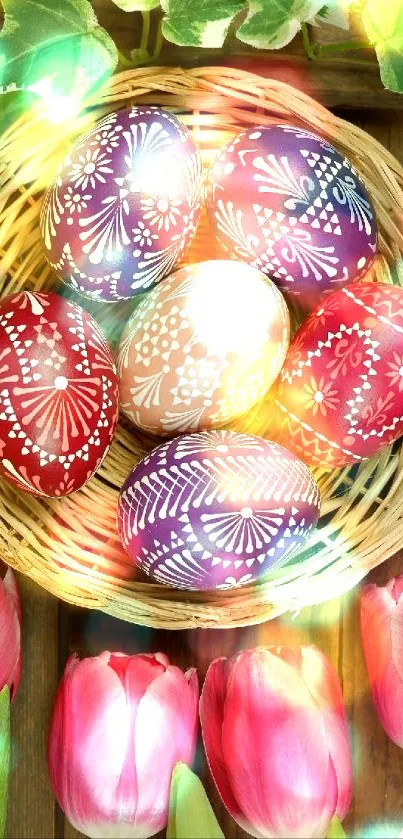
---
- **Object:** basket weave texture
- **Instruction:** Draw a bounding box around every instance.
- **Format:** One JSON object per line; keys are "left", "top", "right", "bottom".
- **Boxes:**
{"left": 1, "top": 66, "right": 403, "bottom": 629}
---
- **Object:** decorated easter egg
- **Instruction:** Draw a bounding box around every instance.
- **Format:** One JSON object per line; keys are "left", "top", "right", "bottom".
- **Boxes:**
{"left": 206, "top": 124, "right": 378, "bottom": 309}
{"left": 276, "top": 282, "right": 403, "bottom": 468}
{"left": 117, "top": 430, "right": 320, "bottom": 590}
{"left": 40, "top": 107, "right": 203, "bottom": 301}
{"left": 0, "top": 290, "right": 119, "bottom": 496}
{"left": 118, "top": 259, "right": 290, "bottom": 436}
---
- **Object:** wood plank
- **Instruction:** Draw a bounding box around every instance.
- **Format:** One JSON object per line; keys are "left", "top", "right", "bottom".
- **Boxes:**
{"left": 6, "top": 576, "right": 59, "bottom": 839}
{"left": 338, "top": 109, "right": 403, "bottom": 836}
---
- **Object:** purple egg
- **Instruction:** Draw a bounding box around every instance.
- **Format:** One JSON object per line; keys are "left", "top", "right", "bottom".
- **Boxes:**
{"left": 40, "top": 107, "right": 203, "bottom": 301}
{"left": 206, "top": 124, "right": 378, "bottom": 310}
{"left": 117, "top": 430, "right": 320, "bottom": 591}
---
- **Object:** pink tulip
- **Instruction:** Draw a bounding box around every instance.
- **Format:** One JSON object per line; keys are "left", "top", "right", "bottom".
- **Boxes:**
{"left": 48, "top": 651, "right": 198, "bottom": 838}
{"left": 360, "top": 576, "right": 403, "bottom": 746}
{"left": 0, "top": 567, "right": 22, "bottom": 699}
{"left": 200, "top": 646, "right": 352, "bottom": 839}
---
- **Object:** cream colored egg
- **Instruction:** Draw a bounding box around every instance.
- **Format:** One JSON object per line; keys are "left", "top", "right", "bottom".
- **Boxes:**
{"left": 118, "top": 259, "right": 290, "bottom": 436}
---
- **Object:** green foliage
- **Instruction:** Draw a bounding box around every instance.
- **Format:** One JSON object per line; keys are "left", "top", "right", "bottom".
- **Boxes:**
{"left": 0, "top": 0, "right": 117, "bottom": 104}
{"left": 160, "top": 0, "right": 246, "bottom": 48}
{"left": 0, "top": 0, "right": 401, "bottom": 127}
{"left": 167, "top": 763, "right": 224, "bottom": 839}
{"left": 362, "top": 0, "right": 403, "bottom": 93}
{"left": 160, "top": 0, "right": 328, "bottom": 49}
{"left": 327, "top": 816, "right": 347, "bottom": 838}
{"left": 237, "top": 0, "right": 324, "bottom": 49}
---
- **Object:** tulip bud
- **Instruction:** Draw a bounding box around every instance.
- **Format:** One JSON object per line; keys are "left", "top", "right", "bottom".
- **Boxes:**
{"left": 360, "top": 576, "right": 403, "bottom": 746}
{"left": 0, "top": 567, "right": 22, "bottom": 699}
{"left": 48, "top": 652, "right": 198, "bottom": 838}
{"left": 0, "top": 567, "right": 22, "bottom": 838}
{"left": 200, "top": 646, "right": 352, "bottom": 839}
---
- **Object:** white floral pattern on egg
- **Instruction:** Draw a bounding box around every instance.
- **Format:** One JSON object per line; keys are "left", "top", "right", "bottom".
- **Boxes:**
{"left": 40, "top": 107, "right": 203, "bottom": 301}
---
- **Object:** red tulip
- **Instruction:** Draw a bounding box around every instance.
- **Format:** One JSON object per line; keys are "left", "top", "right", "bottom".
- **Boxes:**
{"left": 360, "top": 576, "right": 403, "bottom": 746}
{"left": 48, "top": 652, "right": 198, "bottom": 838}
{"left": 0, "top": 567, "right": 22, "bottom": 700}
{"left": 200, "top": 646, "right": 352, "bottom": 839}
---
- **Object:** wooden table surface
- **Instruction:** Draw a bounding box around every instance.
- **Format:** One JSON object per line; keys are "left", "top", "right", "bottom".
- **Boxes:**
{"left": 4, "top": 4, "right": 403, "bottom": 838}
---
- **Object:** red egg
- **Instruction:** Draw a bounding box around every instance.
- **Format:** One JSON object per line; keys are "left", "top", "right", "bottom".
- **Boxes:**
{"left": 276, "top": 283, "right": 403, "bottom": 468}
{"left": 0, "top": 291, "right": 119, "bottom": 496}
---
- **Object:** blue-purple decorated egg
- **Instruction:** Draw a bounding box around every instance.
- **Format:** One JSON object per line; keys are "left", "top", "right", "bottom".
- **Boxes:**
{"left": 40, "top": 107, "right": 203, "bottom": 301}
{"left": 117, "top": 430, "right": 320, "bottom": 591}
{"left": 206, "top": 124, "right": 378, "bottom": 309}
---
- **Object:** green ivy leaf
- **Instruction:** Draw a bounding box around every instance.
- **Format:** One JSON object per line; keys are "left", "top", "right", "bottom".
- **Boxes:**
{"left": 111, "top": 0, "right": 161, "bottom": 10}
{"left": 0, "top": 687, "right": 10, "bottom": 839}
{"left": 236, "top": 0, "right": 325, "bottom": 48}
{"left": 167, "top": 763, "right": 224, "bottom": 839}
{"left": 362, "top": 0, "right": 403, "bottom": 93}
{"left": 0, "top": 90, "right": 39, "bottom": 133}
{"left": 160, "top": 0, "right": 246, "bottom": 47}
{"left": 313, "top": 0, "right": 353, "bottom": 29}
{"left": 0, "top": 0, "right": 118, "bottom": 108}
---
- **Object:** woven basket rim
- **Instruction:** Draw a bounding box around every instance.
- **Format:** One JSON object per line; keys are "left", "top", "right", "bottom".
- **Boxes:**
{"left": 1, "top": 65, "right": 403, "bottom": 628}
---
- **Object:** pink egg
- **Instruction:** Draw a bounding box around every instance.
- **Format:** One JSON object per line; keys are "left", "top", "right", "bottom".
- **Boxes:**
{"left": 276, "top": 282, "right": 403, "bottom": 467}
{"left": 0, "top": 291, "right": 118, "bottom": 496}
{"left": 206, "top": 124, "right": 378, "bottom": 310}
{"left": 117, "top": 260, "right": 290, "bottom": 436}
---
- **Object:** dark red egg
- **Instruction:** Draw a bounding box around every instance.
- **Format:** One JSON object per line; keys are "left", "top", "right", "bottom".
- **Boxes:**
{"left": 0, "top": 291, "right": 118, "bottom": 496}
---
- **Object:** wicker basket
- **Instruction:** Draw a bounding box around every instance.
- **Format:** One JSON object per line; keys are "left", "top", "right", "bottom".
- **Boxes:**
{"left": 1, "top": 66, "right": 403, "bottom": 629}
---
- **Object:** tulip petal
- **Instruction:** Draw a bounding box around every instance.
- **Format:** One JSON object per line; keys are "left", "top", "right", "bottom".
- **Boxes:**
{"left": 389, "top": 575, "right": 403, "bottom": 603}
{"left": 0, "top": 569, "right": 21, "bottom": 699}
{"left": 3, "top": 569, "right": 21, "bottom": 623}
{"left": 48, "top": 655, "right": 130, "bottom": 833}
{"left": 109, "top": 653, "right": 166, "bottom": 705}
{"left": 361, "top": 582, "right": 403, "bottom": 746}
{"left": 133, "top": 666, "right": 199, "bottom": 836}
{"left": 109, "top": 654, "right": 168, "bottom": 827}
{"left": 222, "top": 648, "right": 338, "bottom": 838}
{"left": 300, "top": 647, "right": 352, "bottom": 819}
{"left": 200, "top": 658, "right": 248, "bottom": 831}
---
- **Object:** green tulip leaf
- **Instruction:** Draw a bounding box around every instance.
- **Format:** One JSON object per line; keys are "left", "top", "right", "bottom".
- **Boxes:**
{"left": 0, "top": 0, "right": 118, "bottom": 109}
{"left": 327, "top": 816, "right": 347, "bottom": 839}
{"left": 167, "top": 763, "right": 224, "bottom": 839}
{"left": 362, "top": 0, "right": 403, "bottom": 93}
{"left": 111, "top": 0, "right": 161, "bottom": 10}
{"left": 160, "top": 0, "right": 246, "bottom": 47}
{"left": 236, "top": 0, "right": 325, "bottom": 49}
{"left": 0, "top": 687, "right": 10, "bottom": 839}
